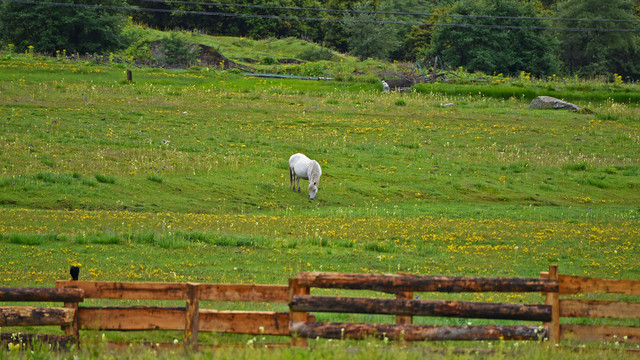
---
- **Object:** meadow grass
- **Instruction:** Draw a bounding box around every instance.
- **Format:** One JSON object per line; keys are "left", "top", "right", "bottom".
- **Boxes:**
{"left": 0, "top": 52, "right": 639, "bottom": 356}
{"left": 2, "top": 336, "right": 639, "bottom": 360}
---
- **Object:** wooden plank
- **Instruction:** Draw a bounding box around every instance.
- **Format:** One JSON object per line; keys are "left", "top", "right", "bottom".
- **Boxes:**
{"left": 561, "top": 324, "right": 640, "bottom": 343}
{"left": 77, "top": 306, "right": 186, "bottom": 330}
{"left": 561, "top": 299, "right": 640, "bottom": 319}
{"left": 0, "top": 306, "right": 75, "bottom": 326}
{"left": 0, "top": 287, "right": 84, "bottom": 302}
{"left": 557, "top": 275, "right": 640, "bottom": 295}
{"left": 198, "top": 284, "right": 289, "bottom": 303}
{"left": 56, "top": 281, "right": 187, "bottom": 300}
{"left": 199, "top": 310, "right": 291, "bottom": 335}
{"left": 544, "top": 265, "right": 560, "bottom": 344}
{"left": 290, "top": 322, "right": 547, "bottom": 341}
{"left": 290, "top": 295, "right": 552, "bottom": 322}
{"left": 0, "top": 333, "right": 75, "bottom": 348}
{"left": 297, "top": 272, "right": 558, "bottom": 293}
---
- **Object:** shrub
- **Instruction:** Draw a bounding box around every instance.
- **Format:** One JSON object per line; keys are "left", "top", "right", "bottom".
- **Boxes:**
{"left": 260, "top": 56, "right": 277, "bottom": 65}
{"left": 159, "top": 32, "right": 200, "bottom": 67}
{"left": 297, "top": 46, "right": 335, "bottom": 62}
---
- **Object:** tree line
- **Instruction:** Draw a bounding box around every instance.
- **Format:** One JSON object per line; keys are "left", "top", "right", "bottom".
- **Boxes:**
{"left": 1, "top": 0, "right": 639, "bottom": 80}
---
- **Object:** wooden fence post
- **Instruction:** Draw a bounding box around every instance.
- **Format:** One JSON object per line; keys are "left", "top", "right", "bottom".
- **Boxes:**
{"left": 289, "top": 278, "right": 309, "bottom": 347}
{"left": 395, "top": 291, "right": 413, "bottom": 325}
{"left": 544, "top": 265, "right": 560, "bottom": 344}
{"left": 62, "top": 266, "right": 80, "bottom": 341}
{"left": 185, "top": 283, "right": 200, "bottom": 350}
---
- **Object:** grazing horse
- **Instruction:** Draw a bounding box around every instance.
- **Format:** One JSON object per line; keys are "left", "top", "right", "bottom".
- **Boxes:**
{"left": 289, "top": 153, "right": 322, "bottom": 200}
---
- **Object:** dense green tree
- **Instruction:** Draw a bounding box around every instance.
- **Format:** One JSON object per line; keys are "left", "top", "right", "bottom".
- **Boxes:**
{"left": 554, "top": 0, "right": 640, "bottom": 80}
{"left": 427, "top": 0, "right": 557, "bottom": 76}
{"left": 129, "top": 0, "right": 324, "bottom": 40}
{"left": 343, "top": 1, "right": 399, "bottom": 60}
{"left": 0, "top": 0, "right": 129, "bottom": 54}
{"left": 399, "top": 6, "right": 451, "bottom": 61}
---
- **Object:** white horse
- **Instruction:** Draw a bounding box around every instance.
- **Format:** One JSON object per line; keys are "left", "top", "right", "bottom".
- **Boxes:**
{"left": 289, "top": 153, "right": 322, "bottom": 200}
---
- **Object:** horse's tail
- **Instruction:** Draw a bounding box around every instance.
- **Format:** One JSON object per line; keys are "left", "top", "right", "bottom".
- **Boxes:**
{"left": 289, "top": 164, "right": 294, "bottom": 189}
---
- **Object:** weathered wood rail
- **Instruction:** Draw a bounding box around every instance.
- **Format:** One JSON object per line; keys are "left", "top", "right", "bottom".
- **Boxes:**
{"left": 542, "top": 267, "right": 640, "bottom": 343}
{"left": 1, "top": 265, "right": 638, "bottom": 348}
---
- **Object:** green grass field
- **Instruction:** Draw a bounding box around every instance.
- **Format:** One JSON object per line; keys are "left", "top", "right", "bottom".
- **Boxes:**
{"left": 1, "top": 41, "right": 640, "bottom": 358}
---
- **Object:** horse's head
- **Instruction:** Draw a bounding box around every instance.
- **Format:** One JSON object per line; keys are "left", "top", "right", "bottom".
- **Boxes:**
{"left": 308, "top": 182, "right": 318, "bottom": 200}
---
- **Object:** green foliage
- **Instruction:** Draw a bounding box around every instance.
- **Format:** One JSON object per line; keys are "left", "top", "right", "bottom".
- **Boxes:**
{"left": 297, "top": 46, "right": 336, "bottom": 61}
{"left": 0, "top": 0, "right": 129, "bottom": 54}
{"left": 128, "top": 0, "right": 325, "bottom": 40}
{"left": 159, "top": 32, "right": 200, "bottom": 67}
{"left": 95, "top": 174, "right": 116, "bottom": 184}
{"left": 260, "top": 56, "right": 277, "bottom": 65}
{"left": 1, "top": 233, "right": 65, "bottom": 245}
{"left": 343, "top": 1, "right": 399, "bottom": 60}
{"left": 554, "top": 0, "right": 640, "bottom": 81}
{"left": 427, "top": 0, "right": 557, "bottom": 76}
{"left": 401, "top": 23, "right": 434, "bottom": 62}
{"left": 147, "top": 174, "right": 164, "bottom": 183}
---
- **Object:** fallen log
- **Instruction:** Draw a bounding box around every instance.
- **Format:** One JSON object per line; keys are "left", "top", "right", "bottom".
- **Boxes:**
{"left": 0, "top": 306, "right": 75, "bottom": 326}
{"left": 290, "top": 321, "right": 546, "bottom": 341}
{"left": 0, "top": 287, "right": 84, "bottom": 302}
{"left": 297, "top": 272, "right": 558, "bottom": 293}
{"left": 290, "top": 295, "right": 551, "bottom": 322}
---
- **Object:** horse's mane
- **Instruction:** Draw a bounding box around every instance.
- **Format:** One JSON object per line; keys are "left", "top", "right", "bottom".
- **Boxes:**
{"left": 308, "top": 160, "right": 321, "bottom": 183}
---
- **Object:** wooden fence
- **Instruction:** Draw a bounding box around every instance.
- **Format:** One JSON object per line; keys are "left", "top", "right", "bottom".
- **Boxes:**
{"left": 542, "top": 266, "right": 640, "bottom": 343}
{"left": 0, "top": 287, "right": 84, "bottom": 348}
{"left": 53, "top": 280, "right": 315, "bottom": 349}
{"left": 289, "top": 270, "right": 556, "bottom": 342}
{"left": 1, "top": 265, "right": 638, "bottom": 349}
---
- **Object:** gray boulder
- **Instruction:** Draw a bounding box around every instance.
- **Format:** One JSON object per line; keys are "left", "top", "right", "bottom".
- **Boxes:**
{"left": 528, "top": 96, "right": 581, "bottom": 111}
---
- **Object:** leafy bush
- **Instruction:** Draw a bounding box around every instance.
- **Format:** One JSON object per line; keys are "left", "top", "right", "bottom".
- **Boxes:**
{"left": 297, "top": 46, "right": 335, "bottom": 62}
{"left": 159, "top": 32, "right": 200, "bottom": 67}
{"left": 260, "top": 56, "right": 277, "bottom": 65}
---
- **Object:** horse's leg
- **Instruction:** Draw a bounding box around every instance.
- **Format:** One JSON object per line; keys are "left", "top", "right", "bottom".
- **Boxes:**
{"left": 296, "top": 176, "right": 301, "bottom": 193}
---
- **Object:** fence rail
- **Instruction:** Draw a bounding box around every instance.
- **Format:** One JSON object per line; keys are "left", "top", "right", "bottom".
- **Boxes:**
{"left": 296, "top": 272, "right": 558, "bottom": 293}
{"left": 1, "top": 265, "right": 638, "bottom": 349}
{"left": 289, "top": 295, "right": 552, "bottom": 321}
{"left": 0, "top": 287, "right": 84, "bottom": 302}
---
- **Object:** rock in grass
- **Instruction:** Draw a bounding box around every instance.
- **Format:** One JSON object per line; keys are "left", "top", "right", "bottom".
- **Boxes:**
{"left": 528, "top": 96, "right": 581, "bottom": 111}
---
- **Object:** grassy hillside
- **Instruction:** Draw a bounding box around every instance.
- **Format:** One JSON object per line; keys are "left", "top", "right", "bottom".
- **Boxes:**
{"left": 0, "top": 35, "right": 639, "bottom": 354}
